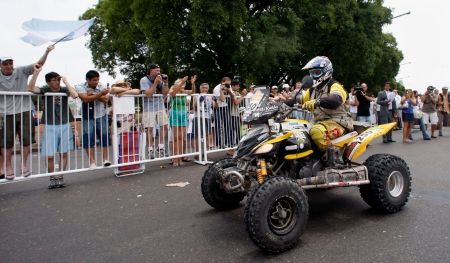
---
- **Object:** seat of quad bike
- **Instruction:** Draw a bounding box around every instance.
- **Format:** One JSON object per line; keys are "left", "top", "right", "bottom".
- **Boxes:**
{"left": 331, "top": 131, "right": 359, "bottom": 148}
{"left": 352, "top": 121, "right": 371, "bottom": 135}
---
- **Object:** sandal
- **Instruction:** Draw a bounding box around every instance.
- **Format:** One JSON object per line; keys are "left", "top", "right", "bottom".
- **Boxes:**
{"left": 181, "top": 157, "right": 192, "bottom": 162}
{"left": 5, "top": 174, "right": 15, "bottom": 180}
{"left": 21, "top": 170, "right": 31, "bottom": 177}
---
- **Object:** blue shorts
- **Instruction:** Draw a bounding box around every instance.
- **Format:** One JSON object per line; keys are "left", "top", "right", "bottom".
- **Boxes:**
{"left": 41, "top": 124, "right": 74, "bottom": 156}
{"left": 82, "top": 115, "right": 109, "bottom": 149}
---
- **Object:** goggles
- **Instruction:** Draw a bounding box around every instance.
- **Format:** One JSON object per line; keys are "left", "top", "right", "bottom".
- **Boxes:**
{"left": 309, "top": 68, "right": 323, "bottom": 79}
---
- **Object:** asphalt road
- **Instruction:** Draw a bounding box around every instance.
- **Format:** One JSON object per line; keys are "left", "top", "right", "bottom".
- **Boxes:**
{"left": 1, "top": 129, "right": 450, "bottom": 263}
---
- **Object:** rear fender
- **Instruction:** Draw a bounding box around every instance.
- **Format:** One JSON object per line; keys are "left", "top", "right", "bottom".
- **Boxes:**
{"left": 344, "top": 122, "right": 396, "bottom": 161}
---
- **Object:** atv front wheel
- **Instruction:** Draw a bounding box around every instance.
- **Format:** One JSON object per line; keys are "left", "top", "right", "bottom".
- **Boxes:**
{"left": 360, "top": 154, "right": 412, "bottom": 213}
{"left": 245, "top": 177, "right": 309, "bottom": 253}
{"left": 201, "top": 158, "right": 245, "bottom": 210}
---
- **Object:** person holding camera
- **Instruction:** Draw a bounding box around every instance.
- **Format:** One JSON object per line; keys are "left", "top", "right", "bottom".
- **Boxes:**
{"left": 140, "top": 63, "right": 170, "bottom": 159}
{"left": 421, "top": 86, "right": 439, "bottom": 138}
{"left": 355, "top": 83, "right": 375, "bottom": 124}
{"left": 212, "top": 77, "right": 232, "bottom": 150}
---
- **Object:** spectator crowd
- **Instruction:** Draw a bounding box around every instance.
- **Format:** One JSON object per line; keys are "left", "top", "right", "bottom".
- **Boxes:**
{"left": 1, "top": 45, "right": 449, "bottom": 188}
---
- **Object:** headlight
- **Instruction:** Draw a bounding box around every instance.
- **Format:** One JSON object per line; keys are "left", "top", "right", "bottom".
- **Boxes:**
{"left": 254, "top": 144, "right": 274, "bottom": 154}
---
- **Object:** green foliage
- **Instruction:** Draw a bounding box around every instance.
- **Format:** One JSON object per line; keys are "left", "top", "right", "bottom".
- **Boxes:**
{"left": 81, "top": 0, "right": 403, "bottom": 93}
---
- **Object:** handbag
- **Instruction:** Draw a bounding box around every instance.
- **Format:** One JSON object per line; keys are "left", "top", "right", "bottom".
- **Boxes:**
{"left": 413, "top": 108, "right": 423, "bottom": 119}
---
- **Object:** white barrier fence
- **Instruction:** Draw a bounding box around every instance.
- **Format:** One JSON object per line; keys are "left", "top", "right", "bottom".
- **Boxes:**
{"left": 0, "top": 92, "right": 249, "bottom": 183}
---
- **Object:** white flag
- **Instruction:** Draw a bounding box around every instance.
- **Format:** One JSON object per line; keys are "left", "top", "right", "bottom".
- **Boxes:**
{"left": 21, "top": 18, "right": 95, "bottom": 46}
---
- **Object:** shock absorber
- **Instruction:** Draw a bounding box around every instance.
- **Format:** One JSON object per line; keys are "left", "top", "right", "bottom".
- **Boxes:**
{"left": 256, "top": 159, "right": 268, "bottom": 183}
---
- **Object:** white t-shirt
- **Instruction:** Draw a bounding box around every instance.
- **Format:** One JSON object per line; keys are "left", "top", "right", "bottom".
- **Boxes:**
{"left": 349, "top": 94, "right": 358, "bottom": 114}
{"left": 213, "top": 84, "right": 228, "bottom": 108}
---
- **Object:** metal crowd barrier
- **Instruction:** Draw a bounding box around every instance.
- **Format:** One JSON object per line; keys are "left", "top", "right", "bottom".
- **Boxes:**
{"left": 200, "top": 94, "right": 247, "bottom": 162}
{"left": 0, "top": 92, "right": 232, "bottom": 183}
{"left": 0, "top": 89, "right": 264, "bottom": 184}
{"left": 0, "top": 90, "right": 320, "bottom": 184}
{"left": 0, "top": 91, "right": 115, "bottom": 183}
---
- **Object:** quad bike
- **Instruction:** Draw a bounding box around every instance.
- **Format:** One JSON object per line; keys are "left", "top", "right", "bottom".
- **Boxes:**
{"left": 201, "top": 86, "right": 412, "bottom": 253}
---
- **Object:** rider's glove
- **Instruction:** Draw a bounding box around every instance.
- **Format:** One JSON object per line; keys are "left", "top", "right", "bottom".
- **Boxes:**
{"left": 302, "top": 99, "right": 319, "bottom": 111}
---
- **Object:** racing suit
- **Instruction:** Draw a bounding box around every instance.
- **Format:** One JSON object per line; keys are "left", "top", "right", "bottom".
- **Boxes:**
{"left": 302, "top": 79, "right": 353, "bottom": 150}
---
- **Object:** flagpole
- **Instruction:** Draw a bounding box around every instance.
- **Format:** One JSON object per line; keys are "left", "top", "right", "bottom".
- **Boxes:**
{"left": 53, "top": 18, "right": 95, "bottom": 45}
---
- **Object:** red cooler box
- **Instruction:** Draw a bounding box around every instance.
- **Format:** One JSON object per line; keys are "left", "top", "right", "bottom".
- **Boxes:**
{"left": 118, "top": 131, "right": 141, "bottom": 171}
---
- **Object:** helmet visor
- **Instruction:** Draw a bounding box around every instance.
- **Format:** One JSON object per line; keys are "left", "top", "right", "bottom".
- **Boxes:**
{"left": 309, "top": 68, "right": 323, "bottom": 79}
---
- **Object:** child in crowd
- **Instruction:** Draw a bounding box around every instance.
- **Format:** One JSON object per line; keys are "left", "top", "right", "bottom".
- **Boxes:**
{"left": 28, "top": 65, "right": 78, "bottom": 188}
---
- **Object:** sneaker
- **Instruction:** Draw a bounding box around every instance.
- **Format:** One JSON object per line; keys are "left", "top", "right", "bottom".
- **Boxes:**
{"left": 55, "top": 175, "right": 65, "bottom": 188}
{"left": 103, "top": 160, "right": 111, "bottom": 167}
{"left": 148, "top": 148, "right": 154, "bottom": 159}
{"left": 156, "top": 148, "right": 166, "bottom": 158}
{"left": 157, "top": 144, "right": 166, "bottom": 158}
{"left": 5, "top": 174, "right": 15, "bottom": 180}
{"left": 48, "top": 176, "right": 57, "bottom": 189}
{"left": 90, "top": 163, "right": 97, "bottom": 169}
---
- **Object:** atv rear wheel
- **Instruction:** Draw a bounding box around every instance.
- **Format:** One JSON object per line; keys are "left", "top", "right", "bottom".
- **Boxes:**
{"left": 245, "top": 177, "right": 309, "bottom": 253}
{"left": 360, "top": 154, "right": 412, "bottom": 213}
{"left": 201, "top": 158, "right": 245, "bottom": 210}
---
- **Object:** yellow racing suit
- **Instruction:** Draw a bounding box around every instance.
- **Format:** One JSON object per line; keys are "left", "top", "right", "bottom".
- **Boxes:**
{"left": 302, "top": 80, "right": 353, "bottom": 150}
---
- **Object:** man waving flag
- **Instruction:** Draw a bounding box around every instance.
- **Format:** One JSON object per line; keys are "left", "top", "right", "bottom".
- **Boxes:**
{"left": 21, "top": 18, "right": 95, "bottom": 46}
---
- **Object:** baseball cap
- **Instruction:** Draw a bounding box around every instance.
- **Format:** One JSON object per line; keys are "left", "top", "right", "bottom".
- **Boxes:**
{"left": 148, "top": 63, "right": 160, "bottom": 70}
{"left": 0, "top": 56, "right": 13, "bottom": 63}
{"left": 443, "top": 87, "right": 448, "bottom": 90}
{"left": 282, "top": 84, "right": 290, "bottom": 89}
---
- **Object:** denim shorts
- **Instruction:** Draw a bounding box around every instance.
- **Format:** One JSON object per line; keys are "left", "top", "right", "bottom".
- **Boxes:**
{"left": 41, "top": 124, "right": 74, "bottom": 156}
{"left": 82, "top": 115, "right": 109, "bottom": 149}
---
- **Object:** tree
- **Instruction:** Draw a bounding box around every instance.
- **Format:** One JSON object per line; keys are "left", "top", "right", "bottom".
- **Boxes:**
{"left": 81, "top": 0, "right": 402, "bottom": 92}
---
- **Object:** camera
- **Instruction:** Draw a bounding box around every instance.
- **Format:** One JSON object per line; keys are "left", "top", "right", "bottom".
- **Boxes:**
{"left": 354, "top": 86, "right": 363, "bottom": 95}
{"left": 161, "top": 74, "right": 168, "bottom": 80}
{"left": 224, "top": 83, "right": 231, "bottom": 89}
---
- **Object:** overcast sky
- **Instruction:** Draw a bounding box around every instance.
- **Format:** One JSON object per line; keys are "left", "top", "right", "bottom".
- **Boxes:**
{"left": 1, "top": 0, "right": 448, "bottom": 93}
